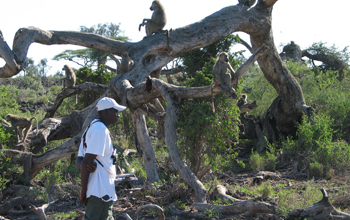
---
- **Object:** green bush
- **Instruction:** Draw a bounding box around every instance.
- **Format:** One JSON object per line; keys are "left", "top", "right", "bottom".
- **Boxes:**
{"left": 308, "top": 161, "right": 324, "bottom": 178}
{"left": 249, "top": 144, "right": 278, "bottom": 171}
{"left": 281, "top": 115, "right": 350, "bottom": 172}
{"left": 75, "top": 66, "right": 114, "bottom": 108}
{"left": 242, "top": 68, "right": 278, "bottom": 117}
{"left": 176, "top": 70, "right": 242, "bottom": 178}
{"left": 0, "top": 86, "right": 20, "bottom": 118}
{"left": 249, "top": 150, "right": 265, "bottom": 171}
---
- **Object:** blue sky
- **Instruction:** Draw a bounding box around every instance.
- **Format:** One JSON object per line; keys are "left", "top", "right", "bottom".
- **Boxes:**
{"left": 0, "top": 0, "right": 348, "bottom": 76}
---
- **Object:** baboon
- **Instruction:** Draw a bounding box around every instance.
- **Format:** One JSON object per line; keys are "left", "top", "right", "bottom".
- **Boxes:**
{"left": 6, "top": 114, "right": 38, "bottom": 143}
{"left": 281, "top": 41, "right": 302, "bottom": 61}
{"left": 139, "top": 0, "right": 167, "bottom": 37}
{"left": 117, "top": 52, "right": 134, "bottom": 73}
{"left": 236, "top": 94, "right": 247, "bottom": 108}
{"left": 61, "top": 65, "right": 76, "bottom": 88}
{"left": 211, "top": 52, "right": 238, "bottom": 112}
{"left": 238, "top": 0, "right": 256, "bottom": 7}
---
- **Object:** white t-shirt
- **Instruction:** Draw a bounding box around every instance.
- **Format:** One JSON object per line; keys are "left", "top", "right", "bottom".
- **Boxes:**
{"left": 78, "top": 119, "right": 117, "bottom": 202}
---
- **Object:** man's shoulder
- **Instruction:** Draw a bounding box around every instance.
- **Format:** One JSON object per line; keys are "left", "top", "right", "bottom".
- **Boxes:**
{"left": 90, "top": 120, "right": 106, "bottom": 129}
{"left": 89, "top": 120, "right": 108, "bottom": 134}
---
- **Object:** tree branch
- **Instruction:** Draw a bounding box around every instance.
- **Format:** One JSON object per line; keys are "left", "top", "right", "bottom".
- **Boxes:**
{"left": 45, "top": 82, "right": 107, "bottom": 118}
{"left": 0, "top": 31, "right": 20, "bottom": 78}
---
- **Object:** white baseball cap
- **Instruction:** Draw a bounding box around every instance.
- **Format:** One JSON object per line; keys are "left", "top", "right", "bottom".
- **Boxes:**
{"left": 96, "top": 97, "right": 126, "bottom": 111}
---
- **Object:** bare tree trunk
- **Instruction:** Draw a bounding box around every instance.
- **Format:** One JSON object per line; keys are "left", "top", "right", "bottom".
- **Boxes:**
{"left": 249, "top": 2, "right": 312, "bottom": 138}
{"left": 154, "top": 80, "right": 207, "bottom": 203}
{"left": 132, "top": 111, "right": 160, "bottom": 183}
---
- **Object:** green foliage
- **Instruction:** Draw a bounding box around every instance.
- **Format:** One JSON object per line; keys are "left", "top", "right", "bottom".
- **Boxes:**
{"left": 249, "top": 150, "right": 265, "bottom": 171}
{"left": 52, "top": 212, "right": 78, "bottom": 219}
{"left": 76, "top": 66, "right": 114, "bottom": 85}
{"left": 175, "top": 34, "right": 247, "bottom": 178}
{"left": 74, "top": 66, "right": 114, "bottom": 108}
{"left": 0, "top": 151, "right": 24, "bottom": 189}
{"left": 1, "top": 76, "right": 46, "bottom": 104}
{"left": 279, "top": 115, "right": 350, "bottom": 174}
{"left": 204, "top": 207, "right": 220, "bottom": 219}
{"left": 0, "top": 86, "right": 19, "bottom": 117}
{"left": 305, "top": 42, "right": 349, "bottom": 74}
{"left": 249, "top": 144, "right": 278, "bottom": 171}
{"left": 242, "top": 67, "right": 277, "bottom": 117}
{"left": 308, "top": 161, "right": 324, "bottom": 178}
{"left": 176, "top": 68, "right": 241, "bottom": 178}
{"left": 257, "top": 181, "right": 274, "bottom": 197}
{"left": 0, "top": 125, "right": 13, "bottom": 148}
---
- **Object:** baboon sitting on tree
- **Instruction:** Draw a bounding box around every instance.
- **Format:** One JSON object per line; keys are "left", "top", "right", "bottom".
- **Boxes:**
{"left": 6, "top": 114, "right": 38, "bottom": 143}
{"left": 117, "top": 52, "right": 134, "bottom": 74}
{"left": 236, "top": 93, "right": 247, "bottom": 108}
{"left": 139, "top": 0, "right": 167, "bottom": 37}
{"left": 211, "top": 52, "right": 238, "bottom": 112}
{"left": 61, "top": 64, "right": 76, "bottom": 88}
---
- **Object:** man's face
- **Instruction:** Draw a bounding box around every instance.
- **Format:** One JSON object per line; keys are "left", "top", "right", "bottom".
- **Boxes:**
{"left": 107, "top": 108, "right": 120, "bottom": 124}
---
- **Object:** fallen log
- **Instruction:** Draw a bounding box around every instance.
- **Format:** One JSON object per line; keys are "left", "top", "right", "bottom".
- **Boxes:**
{"left": 135, "top": 204, "right": 165, "bottom": 220}
{"left": 0, "top": 197, "right": 32, "bottom": 215}
{"left": 212, "top": 185, "right": 241, "bottom": 204}
{"left": 288, "top": 188, "right": 350, "bottom": 219}
{"left": 192, "top": 199, "right": 276, "bottom": 216}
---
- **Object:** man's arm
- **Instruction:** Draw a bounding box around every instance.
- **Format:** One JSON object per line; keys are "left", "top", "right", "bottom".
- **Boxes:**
{"left": 76, "top": 156, "right": 97, "bottom": 172}
{"left": 78, "top": 153, "right": 97, "bottom": 204}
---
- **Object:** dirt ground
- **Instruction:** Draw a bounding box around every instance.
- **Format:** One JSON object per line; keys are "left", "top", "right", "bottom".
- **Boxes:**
{"left": 1, "top": 168, "right": 349, "bottom": 220}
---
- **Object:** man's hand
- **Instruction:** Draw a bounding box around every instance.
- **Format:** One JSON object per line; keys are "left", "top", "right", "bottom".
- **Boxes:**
{"left": 78, "top": 190, "right": 87, "bottom": 205}
{"left": 87, "top": 161, "right": 97, "bottom": 173}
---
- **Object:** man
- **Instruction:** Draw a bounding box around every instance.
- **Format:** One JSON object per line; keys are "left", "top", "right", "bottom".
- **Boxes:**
{"left": 76, "top": 97, "right": 126, "bottom": 220}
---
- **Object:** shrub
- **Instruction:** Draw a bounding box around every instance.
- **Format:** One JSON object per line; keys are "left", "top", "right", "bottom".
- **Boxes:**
{"left": 0, "top": 86, "right": 19, "bottom": 118}
{"left": 176, "top": 70, "right": 242, "bottom": 179}
{"left": 308, "top": 161, "right": 324, "bottom": 178}
{"left": 249, "top": 150, "right": 265, "bottom": 171}
{"left": 249, "top": 144, "right": 279, "bottom": 172}
{"left": 281, "top": 115, "right": 350, "bottom": 172}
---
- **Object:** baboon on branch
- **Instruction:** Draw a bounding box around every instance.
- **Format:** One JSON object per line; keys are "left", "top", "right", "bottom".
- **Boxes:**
{"left": 61, "top": 65, "right": 76, "bottom": 88}
{"left": 117, "top": 52, "right": 134, "bottom": 74}
{"left": 6, "top": 114, "right": 38, "bottom": 143}
{"left": 236, "top": 94, "right": 247, "bottom": 108}
{"left": 211, "top": 52, "right": 238, "bottom": 112}
{"left": 139, "top": 0, "right": 167, "bottom": 37}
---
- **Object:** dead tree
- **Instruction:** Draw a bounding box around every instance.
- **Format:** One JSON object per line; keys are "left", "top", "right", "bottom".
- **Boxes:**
{"left": 0, "top": 0, "right": 312, "bottom": 203}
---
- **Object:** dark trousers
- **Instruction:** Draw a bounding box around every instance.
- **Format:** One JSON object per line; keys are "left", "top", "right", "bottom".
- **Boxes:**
{"left": 84, "top": 196, "right": 114, "bottom": 220}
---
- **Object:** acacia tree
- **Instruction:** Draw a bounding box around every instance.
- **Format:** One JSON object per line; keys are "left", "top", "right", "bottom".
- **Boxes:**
{"left": 0, "top": 0, "right": 312, "bottom": 203}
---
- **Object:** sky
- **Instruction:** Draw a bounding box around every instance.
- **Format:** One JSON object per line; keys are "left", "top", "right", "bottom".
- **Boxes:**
{"left": 0, "top": 0, "right": 349, "bottom": 76}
